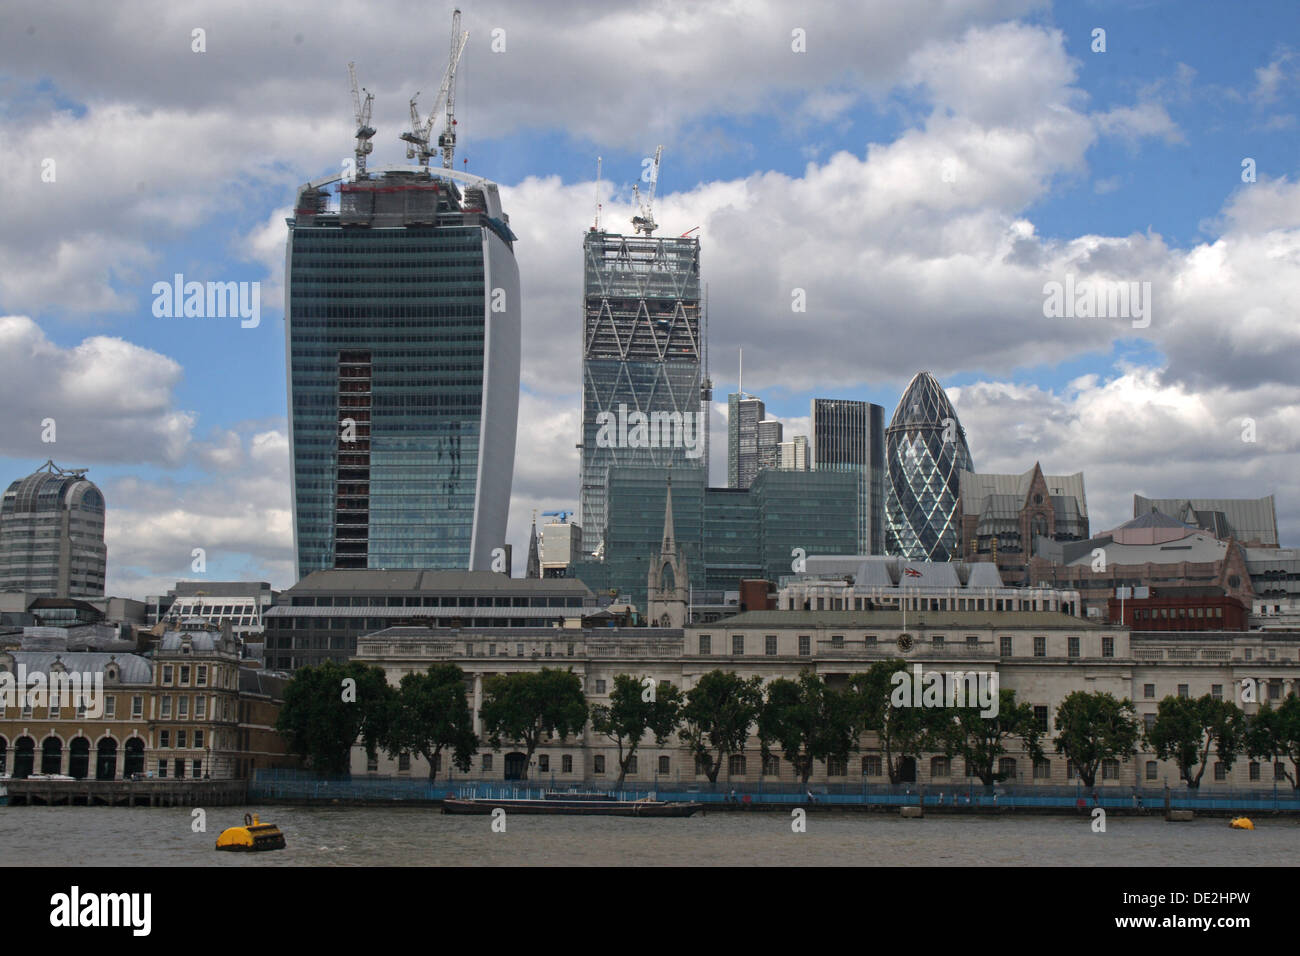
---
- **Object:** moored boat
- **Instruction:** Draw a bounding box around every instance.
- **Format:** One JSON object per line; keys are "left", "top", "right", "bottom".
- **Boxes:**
{"left": 442, "top": 792, "right": 702, "bottom": 817}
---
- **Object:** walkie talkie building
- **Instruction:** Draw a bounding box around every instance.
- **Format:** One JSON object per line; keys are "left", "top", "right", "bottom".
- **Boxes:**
{"left": 884, "top": 371, "right": 973, "bottom": 562}
{"left": 285, "top": 166, "right": 520, "bottom": 579}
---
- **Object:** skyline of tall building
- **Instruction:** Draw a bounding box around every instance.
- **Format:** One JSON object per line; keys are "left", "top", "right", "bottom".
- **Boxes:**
{"left": 579, "top": 230, "right": 708, "bottom": 556}
{"left": 811, "top": 398, "right": 885, "bottom": 554}
{"left": 884, "top": 371, "right": 973, "bottom": 562}
{"left": 285, "top": 165, "right": 521, "bottom": 579}
{"left": 0, "top": 460, "right": 107, "bottom": 599}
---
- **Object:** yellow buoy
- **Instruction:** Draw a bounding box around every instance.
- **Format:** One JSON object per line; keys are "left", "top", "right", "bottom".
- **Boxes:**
{"left": 1229, "top": 816, "right": 1254, "bottom": 830}
{"left": 215, "top": 813, "right": 287, "bottom": 851}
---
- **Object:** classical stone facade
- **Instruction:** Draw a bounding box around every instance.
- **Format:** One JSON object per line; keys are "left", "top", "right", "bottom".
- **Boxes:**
{"left": 349, "top": 611, "right": 1300, "bottom": 791}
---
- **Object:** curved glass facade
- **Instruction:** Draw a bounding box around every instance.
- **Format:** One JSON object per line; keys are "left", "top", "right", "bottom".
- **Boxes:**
{"left": 884, "top": 372, "right": 973, "bottom": 562}
{"left": 0, "top": 461, "right": 106, "bottom": 597}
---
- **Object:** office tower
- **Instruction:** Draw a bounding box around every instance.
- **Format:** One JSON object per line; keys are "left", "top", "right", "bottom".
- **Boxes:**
{"left": 727, "top": 393, "right": 765, "bottom": 488}
{"left": 285, "top": 166, "right": 520, "bottom": 578}
{"left": 539, "top": 520, "right": 582, "bottom": 578}
{"left": 884, "top": 371, "right": 973, "bottom": 562}
{"left": 579, "top": 230, "right": 707, "bottom": 555}
{"left": 0, "top": 460, "right": 106, "bottom": 598}
{"left": 779, "top": 435, "right": 809, "bottom": 470}
{"left": 811, "top": 399, "right": 885, "bottom": 554}
{"left": 757, "top": 419, "right": 784, "bottom": 473}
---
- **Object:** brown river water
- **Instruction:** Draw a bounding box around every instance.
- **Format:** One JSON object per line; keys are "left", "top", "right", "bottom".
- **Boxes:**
{"left": 3, "top": 805, "right": 1298, "bottom": 866}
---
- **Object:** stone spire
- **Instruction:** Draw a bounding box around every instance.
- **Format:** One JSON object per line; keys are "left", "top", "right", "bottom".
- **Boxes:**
{"left": 525, "top": 511, "right": 541, "bottom": 579}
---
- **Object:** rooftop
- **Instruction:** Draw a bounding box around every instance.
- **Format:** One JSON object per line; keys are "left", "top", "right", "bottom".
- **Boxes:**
{"left": 695, "top": 610, "right": 1105, "bottom": 630}
{"left": 286, "top": 569, "right": 595, "bottom": 596}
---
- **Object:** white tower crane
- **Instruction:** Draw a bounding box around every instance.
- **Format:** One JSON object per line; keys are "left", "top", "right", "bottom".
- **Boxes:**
{"left": 347, "top": 61, "right": 376, "bottom": 178}
{"left": 631, "top": 145, "right": 663, "bottom": 235}
{"left": 401, "top": 9, "right": 469, "bottom": 169}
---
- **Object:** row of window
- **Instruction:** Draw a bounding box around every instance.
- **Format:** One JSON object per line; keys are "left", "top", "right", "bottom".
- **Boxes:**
{"left": 692, "top": 634, "right": 1113, "bottom": 657}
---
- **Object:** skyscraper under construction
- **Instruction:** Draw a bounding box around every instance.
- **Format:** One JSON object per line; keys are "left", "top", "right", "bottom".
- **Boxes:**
{"left": 578, "top": 157, "right": 709, "bottom": 557}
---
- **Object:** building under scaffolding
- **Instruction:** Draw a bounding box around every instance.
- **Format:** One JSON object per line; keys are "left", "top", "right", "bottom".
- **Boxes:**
{"left": 579, "top": 231, "right": 709, "bottom": 556}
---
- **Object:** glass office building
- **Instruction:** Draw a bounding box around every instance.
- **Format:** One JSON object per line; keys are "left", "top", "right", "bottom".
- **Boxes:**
{"left": 579, "top": 231, "right": 708, "bottom": 557}
{"left": 0, "top": 460, "right": 106, "bottom": 598}
{"left": 884, "top": 371, "right": 974, "bottom": 562}
{"left": 286, "top": 167, "right": 520, "bottom": 578}
{"left": 811, "top": 398, "right": 885, "bottom": 554}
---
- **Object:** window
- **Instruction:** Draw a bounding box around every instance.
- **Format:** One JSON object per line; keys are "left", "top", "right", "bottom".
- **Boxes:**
{"left": 1143, "top": 684, "right": 1155, "bottom": 699}
{"left": 932, "top": 635, "right": 944, "bottom": 647}
{"left": 396, "top": 752, "right": 410, "bottom": 771}
{"left": 158, "top": 761, "right": 167, "bottom": 778}
{"left": 1276, "top": 761, "right": 1287, "bottom": 781}
{"left": 595, "top": 679, "right": 606, "bottom": 694}
{"left": 798, "top": 635, "right": 810, "bottom": 656}
{"left": 1033, "top": 637, "right": 1046, "bottom": 657}
{"left": 594, "top": 755, "right": 605, "bottom": 774}
{"left": 562, "top": 754, "right": 573, "bottom": 773}
{"left": 1146, "top": 761, "right": 1158, "bottom": 780}
{"left": 1034, "top": 706, "right": 1049, "bottom": 732}
{"left": 1102, "top": 759, "right": 1119, "bottom": 780}
{"left": 160, "top": 731, "right": 170, "bottom": 748}
{"left": 966, "top": 635, "right": 979, "bottom": 648}
{"left": 1102, "top": 637, "right": 1114, "bottom": 658}
{"left": 50, "top": 700, "right": 60, "bottom": 719}
{"left": 728, "top": 754, "right": 746, "bottom": 776}
{"left": 732, "top": 635, "right": 744, "bottom": 655}
{"left": 1144, "top": 713, "right": 1156, "bottom": 733}
{"left": 131, "top": 696, "right": 143, "bottom": 718}
{"left": 178, "top": 697, "right": 189, "bottom": 719}
{"left": 659, "top": 756, "right": 670, "bottom": 774}
{"left": 1177, "top": 684, "right": 1189, "bottom": 699}
{"left": 864, "top": 635, "right": 877, "bottom": 647}
{"left": 193, "top": 760, "right": 202, "bottom": 778}
{"left": 626, "top": 756, "right": 637, "bottom": 775}
{"left": 763, "top": 753, "right": 780, "bottom": 776}
{"left": 482, "top": 754, "right": 493, "bottom": 772}
{"left": 1249, "top": 761, "right": 1260, "bottom": 781}
{"left": 177, "top": 731, "right": 187, "bottom": 749}
{"left": 516, "top": 644, "right": 524, "bottom": 657}
{"left": 162, "top": 665, "right": 174, "bottom": 685}
{"left": 567, "top": 643, "right": 575, "bottom": 657}
{"left": 105, "top": 696, "right": 116, "bottom": 718}
{"left": 161, "top": 696, "right": 172, "bottom": 718}
{"left": 180, "top": 665, "right": 190, "bottom": 685}
{"left": 699, "top": 635, "right": 711, "bottom": 655}
{"left": 827, "top": 756, "right": 847, "bottom": 777}
{"left": 1269, "top": 681, "right": 1282, "bottom": 701}
{"left": 538, "top": 755, "right": 549, "bottom": 773}
{"left": 831, "top": 635, "right": 844, "bottom": 648}
{"left": 695, "top": 754, "right": 710, "bottom": 775}
{"left": 194, "top": 730, "right": 203, "bottom": 749}
{"left": 1067, "top": 760, "right": 1075, "bottom": 780}
{"left": 1214, "top": 762, "right": 1226, "bottom": 781}
{"left": 765, "top": 635, "right": 778, "bottom": 656}
{"left": 1000, "top": 636, "right": 1012, "bottom": 656}
{"left": 367, "top": 755, "right": 379, "bottom": 773}
{"left": 862, "top": 755, "right": 882, "bottom": 777}
{"left": 1211, "top": 684, "right": 1223, "bottom": 700}
{"left": 1034, "top": 759, "right": 1051, "bottom": 780}
{"left": 1068, "top": 637, "right": 1080, "bottom": 658}
{"left": 999, "top": 757, "right": 1017, "bottom": 779}
{"left": 196, "top": 697, "right": 206, "bottom": 719}
{"left": 931, "top": 756, "right": 949, "bottom": 778}
{"left": 197, "top": 665, "right": 208, "bottom": 686}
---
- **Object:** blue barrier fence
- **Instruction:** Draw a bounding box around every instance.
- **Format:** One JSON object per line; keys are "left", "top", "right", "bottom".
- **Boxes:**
{"left": 250, "top": 769, "right": 1300, "bottom": 811}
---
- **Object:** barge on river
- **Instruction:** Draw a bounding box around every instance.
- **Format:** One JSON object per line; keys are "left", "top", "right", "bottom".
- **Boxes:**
{"left": 442, "top": 791, "right": 703, "bottom": 817}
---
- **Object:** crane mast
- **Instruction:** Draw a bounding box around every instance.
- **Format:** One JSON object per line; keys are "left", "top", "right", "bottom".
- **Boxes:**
{"left": 632, "top": 144, "right": 663, "bottom": 235}
{"left": 347, "top": 61, "right": 375, "bottom": 178}
{"left": 401, "top": 9, "right": 469, "bottom": 169}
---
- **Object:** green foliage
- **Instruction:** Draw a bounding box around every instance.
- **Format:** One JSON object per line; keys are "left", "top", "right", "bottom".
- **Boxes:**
{"left": 758, "top": 670, "right": 856, "bottom": 785}
{"left": 677, "top": 670, "right": 764, "bottom": 783}
{"left": 1146, "top": 694, "right": 1246, "bottom": 789}
{"left": 387, "top": 663, "right": 478, "bottom": 778}
{"left": 480, "top": 668, "right": 588, "bottom": 780}
{"left": 1052, "top": 691, "right": 1141, "bottom": 788}
{"left": 589, "top": 674, "right": 683, "bottom": 788}
{"left": 845, "top": 660, "right": 943, "bottom": 784}
{"left": 937, "top": 688, "right": 1043, "bottom": 786}
{"left": 276, "top": 660, "right": 394, "bottom": 776}
{"left": 1246, "top": 696, "right": 1300, "bottom": 789}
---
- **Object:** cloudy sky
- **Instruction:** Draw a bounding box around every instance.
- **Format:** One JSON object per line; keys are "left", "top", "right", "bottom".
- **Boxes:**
{"left": 0, "top": 0, "right": 1297, "bottom": 599}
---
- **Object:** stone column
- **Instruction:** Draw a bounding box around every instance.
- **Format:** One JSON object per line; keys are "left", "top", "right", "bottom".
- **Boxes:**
{"left": 473, "top": 673, "right": 483, "bottom": 736}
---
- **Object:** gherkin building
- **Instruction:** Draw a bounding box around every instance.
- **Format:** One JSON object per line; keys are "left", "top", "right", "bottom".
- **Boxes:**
{"left": 884, "top": 371, "right": 973, "bottom": 561}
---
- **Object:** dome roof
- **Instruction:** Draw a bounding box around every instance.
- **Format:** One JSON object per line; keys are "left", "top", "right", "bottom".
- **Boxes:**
{"left": 2, "top": 461, "right": 103, "bottom": 515}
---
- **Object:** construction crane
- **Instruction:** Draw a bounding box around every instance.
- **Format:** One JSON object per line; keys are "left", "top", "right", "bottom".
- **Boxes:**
{"left": 347, "top": 61, "right": 376, "bottom": 179}
{"left": 401, "top": 8, "right": 469, "bottom": 168}
{"left": 542, "top": 510, "right": 574, "bottom": 523}
{"left": 631, "top": 145, "right": 662, "bottom": 235}
{"left": 592, "top": 156, "right": 602, "bottom": 231}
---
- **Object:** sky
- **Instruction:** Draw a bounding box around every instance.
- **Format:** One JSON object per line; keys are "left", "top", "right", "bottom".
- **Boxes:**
{"left": 0, "top": 0, "right": 1296, "bottom": 600}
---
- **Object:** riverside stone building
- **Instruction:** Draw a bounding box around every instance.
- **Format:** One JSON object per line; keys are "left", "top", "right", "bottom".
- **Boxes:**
{"left": 350, "top": 611, "right": 1300, "bottom": 791}
{"left": 0, "top": 622, "right": 289, "bottom": 781}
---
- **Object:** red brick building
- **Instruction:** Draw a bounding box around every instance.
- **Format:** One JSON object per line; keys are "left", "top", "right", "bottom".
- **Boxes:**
{"left": 1107, "top": 592, "right": 1249, "bottom": 631}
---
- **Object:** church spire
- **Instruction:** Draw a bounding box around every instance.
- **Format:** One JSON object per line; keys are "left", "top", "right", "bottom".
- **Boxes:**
{"left": 661, "top": 472, "right": 675, "bottom": 555}
{"left": 525, "top": 510, "right": 541, "bottom": 579}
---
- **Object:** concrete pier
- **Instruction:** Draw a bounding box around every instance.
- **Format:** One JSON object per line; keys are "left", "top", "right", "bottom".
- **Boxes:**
{"left": 5, "top": 778, "right": 247, "bottom": 807}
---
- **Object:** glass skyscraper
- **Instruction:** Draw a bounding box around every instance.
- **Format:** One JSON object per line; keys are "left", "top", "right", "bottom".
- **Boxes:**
{"left": 286, "top": 166, "right": 520, "bottom": 579}
{"left": 884, "top": 371, "right": 973, "bottom": 562}
{"left": 811, "top": 398, "right": 885, "bottom": 554}
{"left": 579, "top": 231, "right": 708, "bottom": 557}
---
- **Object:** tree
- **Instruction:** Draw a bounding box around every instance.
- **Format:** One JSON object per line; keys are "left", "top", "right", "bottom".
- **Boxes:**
{"left": 387, "top": 663, "right": 478, "bottom": 779}
{"left": 937, "top": 689, "right": 1044, "bottom": 786}
{"left": 479, "top": 668, "right": 587, "bottom": 780}
{"left": 589, "top": 674, "right": 683, "bottom": 789}
{"left": 846, "top": 661, "right": 941, "bottom": 784}
{"left": 678, "top": 670, "right": 764, "bottom": 783}
{"left": 758, "top": 670, "right": 856, "bottom": 785}
{"left": 276, "top": 660, "right": 394, "bottom": 776}
{"left": 1053, "top": 691, "right": 1142, "bottom": 788}
{"left": 1146, "top": 694, "right": 1246, "bottom": 789}
{"left": 1245, "top": 696, "right": 1300, "bottom": 789}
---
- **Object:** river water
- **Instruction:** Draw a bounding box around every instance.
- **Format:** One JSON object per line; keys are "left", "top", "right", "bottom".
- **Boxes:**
{"left": 4, "top": 805, "right": 1298, "bottom": 866}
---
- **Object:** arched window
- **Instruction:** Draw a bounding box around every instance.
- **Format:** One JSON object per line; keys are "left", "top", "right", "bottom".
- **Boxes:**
{"left": 728, "top": 753, "right": 746, "bottom": 776}
{"left": 41, "top": 736, "right": 63, "bottom": 775}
